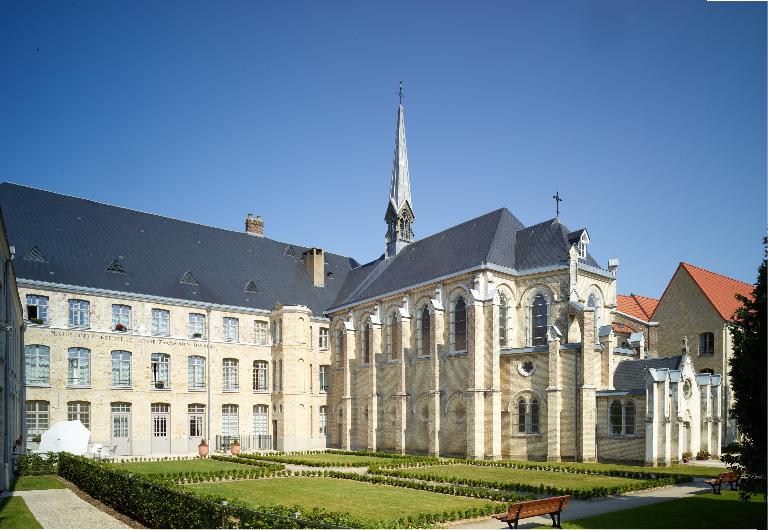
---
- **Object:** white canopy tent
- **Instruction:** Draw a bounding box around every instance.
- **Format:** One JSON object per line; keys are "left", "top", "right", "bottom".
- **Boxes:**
{"left": 38, "top": 420, "right": 91, "bottom": 455}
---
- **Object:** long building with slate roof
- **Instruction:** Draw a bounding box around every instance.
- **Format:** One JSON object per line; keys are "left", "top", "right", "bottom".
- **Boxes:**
{"left": 2, "top": 95, "right": 721, "bottom": 464}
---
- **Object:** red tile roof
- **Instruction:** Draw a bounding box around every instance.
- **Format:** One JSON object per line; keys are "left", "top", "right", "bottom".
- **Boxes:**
{"left": 677, "top": 262, "right": 753, "bottom": 321}
{"left": 612, "top": 322, "right": 635, "bottom": 334}
{"left": 617, "top": 294, "right": 659, "bottom": 322}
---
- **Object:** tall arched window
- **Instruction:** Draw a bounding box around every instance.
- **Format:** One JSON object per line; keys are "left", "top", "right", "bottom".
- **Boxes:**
{"left": 609, "top": 400, "right": 623, "bottom": 435}
{"left": 517, "top": 399, "right": 527, "bottom": 433}
{"left": 624, "top": 401, "right": 635, "bottom": 435}
{"left": 450, "top": 296, "right": 467, "bottom": 352}
{"left": 531, "top": 294, "right": 548, "bottom": 346}
{"left": 499, "top": 294, "right": 508, "bottom": 347}
{"left": 361, "top": 322, "right": 371, "bottom": 364}
{"left": 417, "top": 306, "right": 431, "bottom": 357}
{"left": 386, "top": 311, "right": 399, "bottom": 361}
{"left": 530, "top": 398, "right": 540, "bottom": 434}
{"left": 587, "top": 293, "right": 601, "bottom": 332}
{"left": 517, "top": 397, "right": 541, "bottom": 434}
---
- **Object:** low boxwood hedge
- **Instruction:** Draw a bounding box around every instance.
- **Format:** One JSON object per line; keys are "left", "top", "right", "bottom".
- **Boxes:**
{"left": 17, "top": 452, "right": 58, "bottom": 476}
{"left": 236, "top": 450, "right": 439, "bottom": 468}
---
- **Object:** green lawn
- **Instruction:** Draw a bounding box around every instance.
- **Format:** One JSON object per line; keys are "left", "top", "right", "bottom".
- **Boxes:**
{"left": 188, "top": 476, "right": 499, "bottom": 524}
{"left": 494, "top": 459, "right": 726, "bottom": 479}
{"left": 114, "top": 458, "right": 258, "bottom": 475}
{"left": 247, "top": 452, "right": 402, "bottom": 466}
{"left": 0, "top": 497, "right": 42, "bottom": 529}
{"left": 390, "top": 464, "right": 652, "bottom": 490}
{"left": 12, "top": 475, "right": 66, "bottom": 491}
{"left": 561, "top": 491, "right": 767, "bottom": 529}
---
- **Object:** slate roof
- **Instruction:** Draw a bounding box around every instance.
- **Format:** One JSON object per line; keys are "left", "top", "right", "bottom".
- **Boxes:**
{"left": 667, "top": 263, "right": 753, "bottom": 321}
{"left": 612, "top": 355, "right": 682, "bottom": 393}
{"left": 617, "top": 294, "right": 659, "bottom": 322}
{"left": 332, "top": 210, "right": 602, "bottom": 309}
{"left": 0, "top": 183, "right": 359, "bottom": 315}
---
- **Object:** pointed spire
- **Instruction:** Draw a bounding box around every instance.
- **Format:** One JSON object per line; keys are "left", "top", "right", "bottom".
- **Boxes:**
{"left": 389, "top": 81, "right": 412, "bottom": 214}
{"left": 385, "top": 82, "right": 415, "bottom": 258}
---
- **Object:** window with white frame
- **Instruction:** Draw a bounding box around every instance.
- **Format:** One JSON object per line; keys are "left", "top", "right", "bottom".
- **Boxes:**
{"left": 26, "top": 401, "right": 49, "bottom": 441}
{"left": 152, "top": 403, "right": 170, "bottom": 438}
{"left": 151, "top": 308, "right": 170, "bottom": 336}
{"left": 68, "top": 299, "right": 90, "bottom": 327}
{"left": 67, "top": 347, "right": 90, "bottom": 386}
{"left": 499, "top": 294, "right": 509, "bottom": 347}
{"left": 151, "top": 353, "right": 170, "bottom": 388}
{"left": 221, "top": 404, "right": 239, "bottom": 436}
{"left": 223, "top": 317, "right": 239, "bottom": 341}
{"left": 587, "top": 293, "right": 601, "bottom": 331}
{"left": 25, "top": 294, "right": 48, "bottom": 323}
{"left": 530, "top": 294, "right": 549, "bottom": 346}
{"left": 698, "top": 332, "right": 715, "bottom": 356}
{"left": 609, "top": 399, "right": 636, "bottom": 436}
{"left": 254, "top": 320, "right": 269, "bottom": 344}
{"left": 111, "top": 350, "right": 132, "bottom": 388}
{"left": 319, "top": 365, "right": 329, "bottom": 392}
{"left": 319, "top": 405, "right": 328, "bottom": 435}
{"left": 188, "top": 404, "right": 205, "bottom": 437}
{"left": 223, "top": 358, "right": 239, "bottom": 391}
{"left": 253, "top": 360, "right": 268, "bottom": 391}
{"left": 386, "top": 311, "right": 399, "bottom": 360}
{"left": 416, "top": 306, "right": 430, "bottom": 357}
{"left": 449, "top": 296, "right": 467, "bottom": 352}
{"left": 67, "top": 401, "right": 90, "bottom": 429}
{"left": 111, "top": 304, "right": 132, "bottom": 331}
{"left": 188, "top": 355, "right": 205, "bottom": 390}
{"left": 189, "top": 313, "right": 206, "bottom": 338}
{"left": 318, "top": 327, "right": 329, "bottom": 349}
{"left": 25, "top": 344, "right": 50, "bottom": 385}
{"left": 517, "top": 397, "right": 540, "bottom": 434}
{"left": 253, "top": 404, "right": 268, "bottom": 436}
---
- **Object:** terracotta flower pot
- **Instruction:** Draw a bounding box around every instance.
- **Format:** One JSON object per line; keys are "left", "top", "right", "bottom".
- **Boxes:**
{"left": 230, "top": 443, "right": 241, "bottom": 456}
{"left": 198, "top": 444, "right": 209, "bottom": 458}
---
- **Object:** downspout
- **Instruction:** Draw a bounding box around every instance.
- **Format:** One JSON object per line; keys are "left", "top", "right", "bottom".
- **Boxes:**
{"left": 575, "top": 348, "right": 581, "bottom": 461}
{"left": 206, "top": 306, "right": 212, "bottom": 448}
{"left": 3, "top": 253, "right": 12, "bottom": 488}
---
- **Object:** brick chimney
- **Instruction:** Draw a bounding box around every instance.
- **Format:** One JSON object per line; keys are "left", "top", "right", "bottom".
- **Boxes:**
{"left": 302, "top": 247, "right": 325, "bottom": 287}
{"left": 245, "top": 214, "right": 264, "bottom": 237}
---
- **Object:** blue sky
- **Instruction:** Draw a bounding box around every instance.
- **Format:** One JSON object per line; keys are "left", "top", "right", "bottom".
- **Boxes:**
{"left": 0, "top": 1, "right": 765, "bottom": 297}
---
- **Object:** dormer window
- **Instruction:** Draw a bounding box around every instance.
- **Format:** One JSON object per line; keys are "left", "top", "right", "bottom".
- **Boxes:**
{"left": 578, "top": 232, "right": 589, "bottom": 259}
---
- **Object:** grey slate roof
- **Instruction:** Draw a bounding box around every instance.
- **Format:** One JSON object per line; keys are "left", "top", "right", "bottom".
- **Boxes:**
{"left": 613, "top": 356, "right": 683, "bottom": 393}
{"left": 0, "top": 183, "right": 358, "bottom": 315}
{"left": 332, "top": 210, "right": 602, "bottom": 309}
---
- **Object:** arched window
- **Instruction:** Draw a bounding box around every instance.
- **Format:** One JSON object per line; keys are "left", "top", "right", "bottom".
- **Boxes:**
{"left": 222, "top": 358, "right": 239, "bottom": 391}
{"left": 530, "top": 398, "right": 540, "bottom": 434}
{"left": 361, "top": 321, "right": 371, "bottom": 364}
{"left": 587, "top": 293, "right": 601, "bottom": 332}
{"left": 450, "top": 296, "right": 467, "bottom": 352}
{"left": 531, "top": 294, "right": 548, "bottom": 346}
{"left": 416, "top": 305, "right": 431, "bottom": 357}
{"left": 624, "top": 401, "right": 635, "bottom": 435}
{"left": 386, "top": 311, "right": 399, "bottom": 361}
{"left": 609, "top": 400, "right": 623, "bottom": 435}
{"left": 517, "top": 399, "right": 527, "bottom": 433}
{"left": 334, "top": 326, "right": 344, "bottom": 368}
{"left": 499, "top": 294, "right": 508, "bottom": 347}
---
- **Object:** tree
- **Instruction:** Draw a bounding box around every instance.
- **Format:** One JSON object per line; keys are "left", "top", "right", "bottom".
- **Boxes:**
{"left": 723, "top": 237, "right": 767, "bottom": 499}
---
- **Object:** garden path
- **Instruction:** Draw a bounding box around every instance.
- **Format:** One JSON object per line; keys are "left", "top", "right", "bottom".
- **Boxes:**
{"left": 7, "top": 488, "right": 129, "bottom": 529}
{"left": 445, "top": 481, "right": 712, "bottom": 529}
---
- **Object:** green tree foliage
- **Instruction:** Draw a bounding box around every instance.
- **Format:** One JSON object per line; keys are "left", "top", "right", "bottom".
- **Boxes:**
{"left": 723, "top": 237, "right": 767, "bottom": 499}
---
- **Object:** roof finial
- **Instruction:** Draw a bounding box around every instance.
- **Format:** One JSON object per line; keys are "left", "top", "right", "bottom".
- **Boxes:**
{"left": 553, "top": 191, "right": 563, "bottom": 217}
{"left": 398, "top": 81, "right": 404, "bottom": 105}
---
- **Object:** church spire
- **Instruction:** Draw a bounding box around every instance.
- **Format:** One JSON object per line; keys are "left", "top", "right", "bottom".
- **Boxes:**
{"left": 385, "top": 81, "right": 415, "bottom": 258}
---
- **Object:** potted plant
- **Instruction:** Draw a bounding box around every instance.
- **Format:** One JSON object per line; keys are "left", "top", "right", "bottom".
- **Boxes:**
{"left": 230, "top": 438, "right": 241, "bottom": 456}
{"left": 154, "top": 381, "right": 165, "bottom": 389}
{"left": 29, "top": 317, "right": 45, "bottom": 325}
{"left": 114, "top": 323, "right": 127, "bottom": 332}
{"left": 198, "top": 439, "right": 209, "bottom": 458}
{"left": 696, "top": 450, "right": 710, "bottom": 461}
{"left": 193, "top": 332, "right": 202, "bottom": 339}
{"left": 682, "top": 451, "right": 692, "bottom": 463}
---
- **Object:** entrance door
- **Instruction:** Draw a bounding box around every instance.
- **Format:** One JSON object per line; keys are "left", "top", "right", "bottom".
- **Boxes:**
{"left": 151, "top": 403, "right": 171, "bottom": 454}
{"left": 188, "top": 404, "right": 205, "bottom": 453}
{"left": 110, "top": 403, "right": 131, "bottom": 455}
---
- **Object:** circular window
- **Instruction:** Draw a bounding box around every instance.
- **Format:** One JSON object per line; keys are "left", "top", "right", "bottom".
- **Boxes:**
{"left": 517, "top": 360, "right": 535, "bottom": 377}
{"left": 683, "top": 379, "right": 693, "bottom": 399}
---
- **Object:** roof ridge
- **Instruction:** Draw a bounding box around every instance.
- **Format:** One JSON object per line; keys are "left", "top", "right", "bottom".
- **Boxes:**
{"left": 0, "top": 182, "right": 354, "bottom": 261}
{"left": 680, "top": 262, "right": 752, "bottom": 289}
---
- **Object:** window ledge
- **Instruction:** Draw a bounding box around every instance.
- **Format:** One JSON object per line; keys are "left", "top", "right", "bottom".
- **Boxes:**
{"left": 151, "top": 333, "right": 170, "bottom": 337}
{"left": 385, "top": 359, "right": 401, "bottom": 365}
{"left": 67, "top": 385, "right": 92, "bottom": 389}
{"left": 223, "top": 389, "right": 240, "bottom": 393}
{"left": 68, "top": 326, "right": 90, "bottom": 331}
{"left": 188, "top": 387, "right": 207, "bottom": 392}
{"left": 446, "top": 350, "right": 468, "bottom": 357}
{"left": 151, "top": 387, "right": 171, "bottom": 391}
{"left": 25, "top": 322, "right": 50, "bottom": 328}
{"left": 606, "top": 434, "right": 638, "bottom": 438}
{"left": 253, "top": 389, "right": 269, "bottom": 394}
{"left": 111, "top": 386, "right": 132, "bottom": 390}
{"left": 26, "top": 383, "right": 51, "bottom": 388}
{"left": 512, "top": 433, "right": 542, "bottom": 438}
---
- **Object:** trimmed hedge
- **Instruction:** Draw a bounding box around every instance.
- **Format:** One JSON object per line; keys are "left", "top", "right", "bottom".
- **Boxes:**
{"left": 209, "top": 454, "right": 286, "bottom": 470}
{"left": 17, "top": 452, "right": 58, "bottom": 476}
{"left": 369, "top": 464, "right": 684, "bottom": 499}
{"left": 237, "top": 451, "right": 440, "bottom": 468}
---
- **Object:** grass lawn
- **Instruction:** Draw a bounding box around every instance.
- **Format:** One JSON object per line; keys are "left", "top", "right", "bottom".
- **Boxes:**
{"left": 0, "top": 497, "right": 42, "bottom": 529}
{"left": 12, "top": 475, "right": 66, "bottom": 491}
{"left": 250, "top": 453, "right": 403, "bottom": 466}
{"left": 188, "top": 476, "right": 499, "bottom": 524}
{"left": 113, "top": 458, "right": 258, "bottom": 475}
{"left": 495, "top": 459, "right": 726, "bottom": 479}
{"left": 561, "top": 491, "right": 767, "bottom": 529}
{"left": 391, "top": 464, "right": 651, "bottom": 490}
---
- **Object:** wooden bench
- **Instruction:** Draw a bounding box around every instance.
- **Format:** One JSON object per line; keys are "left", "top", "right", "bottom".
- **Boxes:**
{"left": 493, "top": 495, "right": 570, "bottom": 529}
{"left": 703, "top": 472, "right": 740, "bottom": 494}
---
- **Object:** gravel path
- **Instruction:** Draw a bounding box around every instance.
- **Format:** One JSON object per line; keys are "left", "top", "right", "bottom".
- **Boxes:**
{"left": 9, "top": 489, "right": 129, "bottom": 529}
{"left": 445, "top": 481, "right": 711, "bottom": 529}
